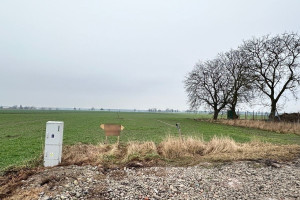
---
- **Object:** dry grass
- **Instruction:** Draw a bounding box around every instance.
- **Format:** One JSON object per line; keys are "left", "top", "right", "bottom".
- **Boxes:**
{"left": 159, "top": 136, "right": 299, "bottom": 161}
{"left": 62, "top": 144, "right": 104, "bottom": 166}
{"left": 159, "top": 136, "right": 205, "bottom": 158}
{"left": 240, "top": 140, "right": 298, "bottom": 159}
{"left": 62, "top": 143, "right": 124, "bottom": 166}
{"left": 218, "top": 119, "right": 300, "bottom": 135}
{"left": 6, "top": 187, "right": 43, "bottom": 200}
{"left": 61, "top": 136, "right": 300, "bottom": 167}
{"left": 0, "top": 169, "right": 37, "bottom": 200}
{"left": 204, "top": 136, "right": 239, "bottom": 154}
{"left": 203, "top": 140, "right": 300, "bottom": 162}
{"left": 125, "top": 141, "right": 158, "bottom": 160}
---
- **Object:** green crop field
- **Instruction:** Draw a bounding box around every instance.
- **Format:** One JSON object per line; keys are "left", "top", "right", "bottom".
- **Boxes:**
{"left": 1, "top": 110, "right": 300, "bottom": 171}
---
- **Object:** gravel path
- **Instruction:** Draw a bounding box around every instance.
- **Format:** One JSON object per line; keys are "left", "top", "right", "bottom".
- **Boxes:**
{"left": 17, "top": 159, "right": 300, "bottom": 200}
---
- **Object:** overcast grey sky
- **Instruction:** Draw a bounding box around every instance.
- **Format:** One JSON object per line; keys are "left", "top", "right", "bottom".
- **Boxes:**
{"left": 1, "top": 0, "right": 300, "bottom": 111}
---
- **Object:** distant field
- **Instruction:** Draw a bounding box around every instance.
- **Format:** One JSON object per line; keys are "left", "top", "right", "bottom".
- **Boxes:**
{"left": 1, "top": 110, "right": 300, "bottom": 171}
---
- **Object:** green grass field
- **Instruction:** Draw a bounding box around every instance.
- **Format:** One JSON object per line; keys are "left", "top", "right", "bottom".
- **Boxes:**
{"left": 1, "top": 110, "right": 300, "bottom": 171}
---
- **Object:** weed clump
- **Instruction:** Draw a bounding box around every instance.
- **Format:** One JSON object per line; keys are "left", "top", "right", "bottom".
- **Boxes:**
{"left": 204, "top": 136, "right": 238, "bottom": 154}
{"left": 125, "top": 141, "right": 158, "bottom": 161}
{"left": 63, "top": 144, "right": 103, "bottom": 166}
{"left": 159, "top": 136, "right": 205, "bottom": 158}
{"left": 62, "top": 143, "right": 124, "bottom": 166}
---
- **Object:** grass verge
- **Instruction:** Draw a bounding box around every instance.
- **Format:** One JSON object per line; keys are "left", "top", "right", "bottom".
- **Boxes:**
{"left": 217, "top": 119, "right": 300, "bottom": 135}
{"left": 61, "top": 135, "right": 300, "bottom": 167}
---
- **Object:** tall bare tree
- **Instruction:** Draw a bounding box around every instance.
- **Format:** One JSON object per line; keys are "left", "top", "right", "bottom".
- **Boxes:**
{"left": 219, "top": 49, "right": 255, "bottom": 119}
{"left": 242, "top": 33, "right": 300, "bottom": 120}
{"left": 185, "top": 58, "right": 232, "bottom": 120}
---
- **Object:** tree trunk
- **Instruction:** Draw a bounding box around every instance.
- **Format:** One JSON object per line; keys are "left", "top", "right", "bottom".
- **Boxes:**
{"left": 213, "top": 109, "right": 219, "bottom": 120}
{"left": 230, "top": 104, "right": 238, "bottom": 119}
{"left": 232, "top": 110, "right": 238, "bottom": 119}
{"left": 269, "top": 101, "right": 277, "bottom": 121}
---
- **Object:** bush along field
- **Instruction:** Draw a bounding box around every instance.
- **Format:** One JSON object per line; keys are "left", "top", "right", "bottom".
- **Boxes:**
{"left": 1, "top": 110, "right": 300, "bottom": 172}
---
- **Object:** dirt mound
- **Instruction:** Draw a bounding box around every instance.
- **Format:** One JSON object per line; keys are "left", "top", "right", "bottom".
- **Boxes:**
{"left": 0, "top": 165, "right": 107, "bottom": 200}
{"left": 279, "top": 113, "right": 300, "bottom": 123}
{"left": 0, "top": 168, "right": 39, "bottom": 200}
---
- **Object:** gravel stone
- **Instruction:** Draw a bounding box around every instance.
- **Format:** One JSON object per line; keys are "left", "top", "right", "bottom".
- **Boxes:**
{"left": 14, "top": 159, "right": 300, "bottom": 199}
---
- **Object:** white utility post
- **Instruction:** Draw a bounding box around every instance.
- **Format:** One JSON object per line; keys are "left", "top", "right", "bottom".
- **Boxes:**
{"left": 44, "top": 121, "right": 64, "bottom": 167}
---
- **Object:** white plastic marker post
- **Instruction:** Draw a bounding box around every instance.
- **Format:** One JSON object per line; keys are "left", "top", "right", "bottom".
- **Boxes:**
{"left": 44, "top": 121, "right": 64, "bottom": 167}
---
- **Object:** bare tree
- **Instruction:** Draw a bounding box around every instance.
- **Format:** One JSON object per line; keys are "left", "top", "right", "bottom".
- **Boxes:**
{"left": 185, "top": 58, "right": 232, "bottom": 120}
{"left": 242, "top": 33, "right": 300, "bottom": 120}
{"left": 219, "top": 49, "right": 255, "bottom": 119}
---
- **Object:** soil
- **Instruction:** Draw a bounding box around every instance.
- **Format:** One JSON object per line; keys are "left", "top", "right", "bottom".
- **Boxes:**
{"left": 0, "top": 165, "right": 107, "bottom": 200}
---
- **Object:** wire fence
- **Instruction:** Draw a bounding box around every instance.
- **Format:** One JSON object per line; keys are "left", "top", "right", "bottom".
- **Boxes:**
{"left": 218, "top": 110, "right": 300, "bottom": 123}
